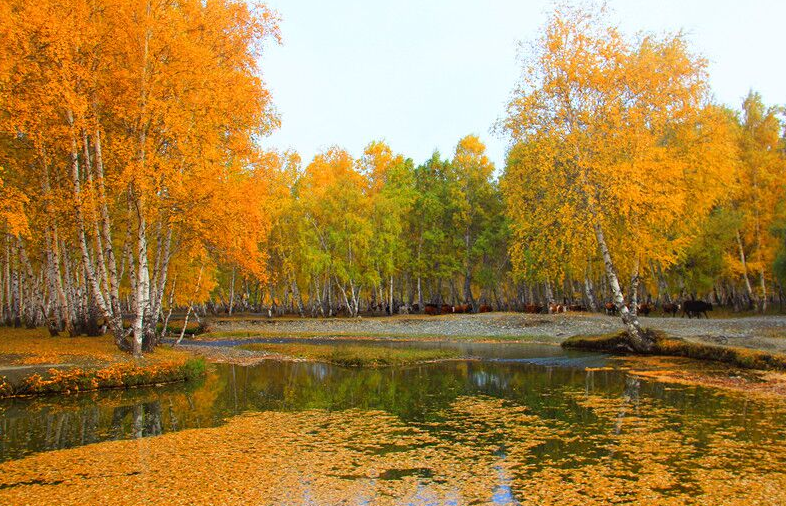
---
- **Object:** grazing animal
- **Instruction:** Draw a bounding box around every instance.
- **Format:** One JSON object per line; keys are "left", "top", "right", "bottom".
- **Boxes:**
{"left": 523, "top": 304, "right": 544, "bottom": 314}
{"left": 411, "top": 304, "right": 420, "bottom": 313}
{"left": 604, "top": 302, "right": 618, "bottom": 315}
{"left": 441, "top": 304, "right": 454, "bottom": 314}
{"left": 682, "top": 300, "right": 713, "bottom": 319}
{"left": 637, "top": 303, "right": 652, "bottom": 316}
{"left": 424, "top": 304, "right": 440, "bottom": 316}
{"left": 453, "top": 304, "right": 471, "bottom": 314}
{"left": 549, "top": 303, "right": 565, "bottom": 314}
{"left": 478, "top": 304, "right": 493, "bottom": 313}
{"left": 662, "top": 303, "right": 680, "bottom": 317}
{"left": 568, "top": 304, "right": 586, "bottom": 312}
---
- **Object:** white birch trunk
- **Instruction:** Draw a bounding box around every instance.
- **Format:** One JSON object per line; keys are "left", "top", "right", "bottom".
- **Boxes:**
{"left": 593, "top": 220, "right": 651, "bottom": 352}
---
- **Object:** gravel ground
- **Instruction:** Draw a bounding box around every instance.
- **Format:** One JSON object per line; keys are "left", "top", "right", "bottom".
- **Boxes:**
{"left": 209, "top": 312, "right": 786, "bottom": 353}
{"left": 176, "top": 344, "right": 289, "bottom": 366}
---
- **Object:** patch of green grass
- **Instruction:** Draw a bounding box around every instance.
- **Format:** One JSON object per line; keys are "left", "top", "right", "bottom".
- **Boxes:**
{"left": 563, "top": 331, "right": 786, "bottom": 371}
{"left": 238, "top": 343, "right": 461, "bottom": 367}
{"left": 560, "top": 332, "right": 638, "bottom": 352}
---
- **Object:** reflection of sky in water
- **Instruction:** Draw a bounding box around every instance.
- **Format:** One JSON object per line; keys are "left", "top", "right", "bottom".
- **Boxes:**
{"left": 492, "top": 447, "right": 519, "bottom": 505}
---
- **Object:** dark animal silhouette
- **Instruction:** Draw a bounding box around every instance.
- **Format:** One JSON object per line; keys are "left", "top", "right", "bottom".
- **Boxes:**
{"left": 478, "top": 304, "right": 493, "bottom": 313}
{"left": 604, "top": 302, "right": 618, "bottom": 315}
{"left": 441, "top": 304, "right": 453, "bottom": 314}
{"left": 568, "top": 304, "right": 586, "bottom": 312}
{"left": 662, "top": 303, "right": 680, "bottom": 317}
{"left": 424, "top": 304, "right": 440, "bottom": 316}
{"left": 523, "top": 304, "right": 543, "bottom": 314}
{"left": 682, "top": 300, "right": 713, "bottom": 319}
{"left": 637, "top": 303, "right": 652, "bottom": 316}
{"left": 453, "top": 304, "right": 471, "bottom": 314}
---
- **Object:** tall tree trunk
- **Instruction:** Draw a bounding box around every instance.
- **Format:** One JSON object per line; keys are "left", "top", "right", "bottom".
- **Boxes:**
{"left": 754, "top": 217, "right": 768, "bottom": 312}
{"left": 593, "top": 221, "right": 651, "bottom": 352}
{"left": 735, "top": 229, "right": 755, "bottom": 309}
{"left": 544, "top": 280, "right": 555, "bottom": 312}
{"left": 93, "top": 128, "right": 127, "bottom": 350}
{"left": 176, "top": 264, "right": 203, "bottom": 346}
{"left": 583, "top": 274, "right": 598, "bottom": 312}
{"left": 389, "top": 275, "right": 394, "bottom": 316}
{"left": 291, "top": 279, "right": 305, "bottom": 317}
{"left": 41, "top": 159, "right": 73, "bottom": 335}
{"left": 162, "top": 275, "right": 177, "bottom": 338}
{"left": 228, "top": 267, "right": 235, "bottom": 315}
{"left": 144, "top": 226, "right": 172, "bottom": 350}
{"left": 130, "top": 192, "right": 150, "bottom": 357}
{"left": 68, "top": 113, "right": 112, "bottom": 325}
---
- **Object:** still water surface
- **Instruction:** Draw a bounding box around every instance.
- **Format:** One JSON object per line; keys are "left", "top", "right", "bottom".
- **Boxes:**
{"left": 1, "top": 340, "right": 784, "bottom": 503}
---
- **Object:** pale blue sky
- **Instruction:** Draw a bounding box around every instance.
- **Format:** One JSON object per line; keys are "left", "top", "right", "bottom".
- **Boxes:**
{"left": 260, "top": 0, "right": 784, "bottom": 169}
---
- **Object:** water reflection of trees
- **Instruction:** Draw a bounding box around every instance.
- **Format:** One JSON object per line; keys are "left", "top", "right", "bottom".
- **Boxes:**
{"left": 0, "top": 377, "right": 210, "bottom": 461}
{"left": 3, "top": 358, "right": 785, "bottom": 466}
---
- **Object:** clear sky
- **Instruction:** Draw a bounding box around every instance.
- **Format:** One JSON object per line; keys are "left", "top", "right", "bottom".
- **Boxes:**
{"left": 260, "top": 0, "right": 785, "bottom": 170}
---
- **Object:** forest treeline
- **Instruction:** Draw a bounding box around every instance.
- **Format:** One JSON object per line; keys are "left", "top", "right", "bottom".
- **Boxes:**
{"left": 0, "top": 1, "right": 785, "bottom": 353}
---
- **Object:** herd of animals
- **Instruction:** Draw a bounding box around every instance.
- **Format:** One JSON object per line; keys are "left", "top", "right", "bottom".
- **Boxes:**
{"left": 416, "top": 300, "right": 714, "bottom": 318}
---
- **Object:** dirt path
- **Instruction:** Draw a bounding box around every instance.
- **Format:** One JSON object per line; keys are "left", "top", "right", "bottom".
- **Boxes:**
{"left": 209, "top": 312, "right": 786, "bottom": 353}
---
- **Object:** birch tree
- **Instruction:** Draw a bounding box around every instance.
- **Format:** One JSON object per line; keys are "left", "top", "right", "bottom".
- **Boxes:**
{"left": 501, "top": 4, "right": 736, "bottom": 350}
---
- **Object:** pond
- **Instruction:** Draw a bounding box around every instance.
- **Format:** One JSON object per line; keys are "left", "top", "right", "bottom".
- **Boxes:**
{"left": 1, "top": 340, "right": 785, "bottom": 504}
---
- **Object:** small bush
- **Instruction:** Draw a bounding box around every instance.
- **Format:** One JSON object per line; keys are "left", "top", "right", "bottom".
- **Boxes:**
{"left": 180, "top": 357, "right": 207, "bottom": 379}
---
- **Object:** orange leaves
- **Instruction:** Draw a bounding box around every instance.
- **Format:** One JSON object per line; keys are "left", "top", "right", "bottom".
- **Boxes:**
{"left": 1, "top": 394, "right": 785, "bottom": 505}
{"left": 0, "top": 326, "right": 205, "bottom": 396}
{"left": 0, "top": 170, "right": 29, "bottom": 238}
{"left": 15, "top": 359, "right": 202, "bottom": 397}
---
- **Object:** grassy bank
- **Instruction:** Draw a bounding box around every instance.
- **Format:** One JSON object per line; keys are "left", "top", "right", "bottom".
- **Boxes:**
{"left": 0, "top": 328, "right": 206, "bottom": 398}
{"left": 238, "top": 342, "right": 461, "bottom": 367}
{"left": 562, "top": 331, "right": 786, "bottom": 371}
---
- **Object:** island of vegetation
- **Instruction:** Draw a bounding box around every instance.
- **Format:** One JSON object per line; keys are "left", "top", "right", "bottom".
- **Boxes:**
{"left": 237, "top": 342, "right": 462, "bottom": 367}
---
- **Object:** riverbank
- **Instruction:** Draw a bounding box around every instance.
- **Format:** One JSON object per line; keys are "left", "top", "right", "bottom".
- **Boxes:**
{"left": 186, "top": 312, "right": 786, "bottom": 397}
{"left": 0, "top": 328, "right": 205, "bottom": 398}
{"left": 5, "top": 311, "right": 786, "bottom": 397}
{"left": 202, "top": 312, "right": 786, "bottom": 352}
{"left": 563, "top": 331, "right": 786, "bottom": 370}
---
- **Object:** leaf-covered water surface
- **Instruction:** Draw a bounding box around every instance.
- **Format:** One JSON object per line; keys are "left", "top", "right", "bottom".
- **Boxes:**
{"left": 1, "top": 358, "right": 785, "bottom": 505}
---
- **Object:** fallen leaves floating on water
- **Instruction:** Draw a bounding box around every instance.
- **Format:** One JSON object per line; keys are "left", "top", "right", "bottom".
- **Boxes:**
{"left": 1, "top": 392, "right": 784, "bottom": 506}
{"left": 615, "top": 355, "right": 786, "bottom": 398}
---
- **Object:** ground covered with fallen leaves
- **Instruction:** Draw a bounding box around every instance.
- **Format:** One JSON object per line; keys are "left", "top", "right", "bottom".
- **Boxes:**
{"left": 0, "top": 328, "right": 201, "bottom": 396}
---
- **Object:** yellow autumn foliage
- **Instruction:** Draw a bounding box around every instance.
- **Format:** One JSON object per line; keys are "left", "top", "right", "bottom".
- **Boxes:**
{"left": 501, "top": 4, "right": 738, "bottom": 284}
